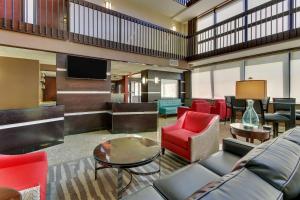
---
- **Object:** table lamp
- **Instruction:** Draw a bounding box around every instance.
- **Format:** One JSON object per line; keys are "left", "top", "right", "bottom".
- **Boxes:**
{"left": 236, "top": 80, "right": 267, "bottom": 128}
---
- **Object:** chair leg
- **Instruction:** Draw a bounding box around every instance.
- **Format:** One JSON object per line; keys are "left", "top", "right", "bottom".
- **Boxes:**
{"left": 273, "top": 122, "right": 279, "bottom": 138}
{"left": 161, "top": 148, "right": 165, "bottom": 155}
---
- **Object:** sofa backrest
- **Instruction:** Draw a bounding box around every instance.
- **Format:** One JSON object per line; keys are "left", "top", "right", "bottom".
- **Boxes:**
{"left": 188, "top": 168, "right": 283, "bottom": 200}
{"left": 158, "top": 99, "right": 181, "bottom": 108}
{"left": 232, "top": 128, "right": 300, "bottom": 199}
{"left": 183, "top": 111, "right": 216, "bottom": 133}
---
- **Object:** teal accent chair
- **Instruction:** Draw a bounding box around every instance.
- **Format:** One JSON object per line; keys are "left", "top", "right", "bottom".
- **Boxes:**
{"left": 158, "top": 99, "right": 182, "bottom": 117}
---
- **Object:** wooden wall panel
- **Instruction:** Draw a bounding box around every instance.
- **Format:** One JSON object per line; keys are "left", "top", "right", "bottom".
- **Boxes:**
{"left": 64, "top": 113, "right": 110, "bottom": 135}
{"left": 57, "top": 94, "right": 110, "bottom": 113}
{"left": 0, "top": 105, "right": 64, "bottom": 154}
{"left": 56, "top": 53, "right": 111, "bottom": 134}
{"left": 56, "top": 71, "right": 111, "bottom": 91}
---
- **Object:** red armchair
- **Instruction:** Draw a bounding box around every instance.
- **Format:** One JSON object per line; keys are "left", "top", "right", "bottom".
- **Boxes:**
{"left": 162, "top": 111, "right": 219, "bottom": 162}
{"left": 177, "top": 100, "right": 211, "bottom": 119}
{"left": 211, "top": 99, "right": 231, "bottom": 121}
{"left": 0, "top": 151, "right": 48, "bottom": 200}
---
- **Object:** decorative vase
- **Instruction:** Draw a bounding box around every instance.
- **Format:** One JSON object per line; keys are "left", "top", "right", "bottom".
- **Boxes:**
{"left": 242, "top": 99, "right": 259, "bottom": 128}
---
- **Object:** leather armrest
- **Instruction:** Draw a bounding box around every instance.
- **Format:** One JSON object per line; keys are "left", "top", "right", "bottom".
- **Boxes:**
{"left": 222, "top": 138, "right": 256, "bottom": 157}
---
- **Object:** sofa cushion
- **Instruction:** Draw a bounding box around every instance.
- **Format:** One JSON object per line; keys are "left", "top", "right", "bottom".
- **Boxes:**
{"left": 233, "top": 137, "right": 300, "bottom": 199}
{"left": 188, "top": 169, "right": 283, "bottom": 200}
{"left": 122, "top": 186, "right": 165, "bottom": 200}
{"left": 153, "top": 164, "right": 220, "bottom": 200}
{"left": 183, "top": 112, "right": 215, "bottom": 133}
{"left": 199, "top": 151, "right": 241, "bottom": 176}
{"left": 283, "top": 127, "right": 300, "bottom": 145}
{"left": 0, "top": 161, "right": 47, "bottom": 200}
{"left": 163, "top": 129, "right": 195, "bottom": 149}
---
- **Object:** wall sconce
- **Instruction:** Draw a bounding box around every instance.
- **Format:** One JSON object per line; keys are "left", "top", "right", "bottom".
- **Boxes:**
{"left": 171, "top": 24, "right": 177, "bottom": 31}
{"left": 154, "top": 77, "right": 159, "bottom": 84}
{"left": 105, "top": 1, "right": 112, "bottom": 9}
{"left": 142, "top": 77, "right": 147, "bottom": 84}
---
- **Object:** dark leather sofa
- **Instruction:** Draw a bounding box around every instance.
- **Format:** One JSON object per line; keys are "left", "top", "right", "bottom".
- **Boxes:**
{"left": 123, "top": 127, "right": 300, "bottom": 200}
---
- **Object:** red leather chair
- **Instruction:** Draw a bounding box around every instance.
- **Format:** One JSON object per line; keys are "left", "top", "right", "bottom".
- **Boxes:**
{"left": 0, "top": 151, "right": 48, "bottom": 200}
{"left": 177, "top": 100, "right": 211, "bottom": 119}
{"left": 211, "top": 99, "right": 231, "bottom": 121}
{"left": 162, "top": 111, "right": 219, "bottom": 162}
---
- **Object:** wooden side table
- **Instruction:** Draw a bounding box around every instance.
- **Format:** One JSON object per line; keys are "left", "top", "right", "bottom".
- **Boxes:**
{"left": 230, "top": 123, "right": 271, "bottom": 143}
{"left": 0, "top": 187, "right": 20, "bottom": 200}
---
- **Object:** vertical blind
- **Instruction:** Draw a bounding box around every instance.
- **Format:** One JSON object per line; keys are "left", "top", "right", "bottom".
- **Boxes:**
{"left": 213, "top": 63, "right": 241, "bottom": 99}
{"left": 245, "top": 54, "right": 285, "bottom": 99}
{"left": 192, "top": 70, "right": 212, "bottom": 99}
{"left": 161, "top": 79, "right": 179, "bottom": 98}
{"left": 291, "top": 50, "right": 300, "bottom": 103}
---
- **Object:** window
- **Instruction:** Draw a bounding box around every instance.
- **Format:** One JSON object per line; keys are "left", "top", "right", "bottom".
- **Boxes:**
{"left": 248, "top": 0, "right": 271, "bottom": 9}
{"left": 213, "top": 63, "right": 241, "bottom": 99}
{"left": 245, "top": 54, "right": 285, "bottom": 99}
{"left": 291, "top": 51, "right": 300, "bottom": 103}
{"left": 216, "top": 0, "right": 244, "bottom": 23}
{"left": 24, "top": 0, "right": 36, "bottom": 24}
{"left": 161, "top": 79, "right": 178, "bottom": 98}
{"left": 197, "top": 13, "right": 214, "bottom": 31}
{"left": 192, "top": 70, "right": 212, "bottom": 99}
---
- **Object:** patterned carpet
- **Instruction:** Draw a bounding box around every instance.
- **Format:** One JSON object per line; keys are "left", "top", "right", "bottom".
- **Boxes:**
{"left": 47, "top": 153, "right": 188, "bottom": 200}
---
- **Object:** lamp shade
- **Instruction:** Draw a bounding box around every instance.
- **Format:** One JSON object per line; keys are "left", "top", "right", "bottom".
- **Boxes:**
{"left": 236, "top": 80, "right": 267, "bottom": 100}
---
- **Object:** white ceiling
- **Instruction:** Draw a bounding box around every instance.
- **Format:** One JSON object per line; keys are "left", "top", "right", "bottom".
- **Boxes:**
{"left": 173, "top": 0, "right": 226, "bottom": 22}
{"left": 111, "top": 60, "right": 185, "bottom": 79}
{"left": 126, "top": 0, "right": 186, "bottom": 18}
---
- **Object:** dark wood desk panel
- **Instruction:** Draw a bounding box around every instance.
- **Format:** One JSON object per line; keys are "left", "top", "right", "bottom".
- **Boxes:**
{"left": 0, "top": 105, "right": 64, "bottom": 154}
{"left": 109, "top": 102, "right": 158, "bottom": 134}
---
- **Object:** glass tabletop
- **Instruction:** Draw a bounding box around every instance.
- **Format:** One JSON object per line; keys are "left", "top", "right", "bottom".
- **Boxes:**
{"left": 230, "top": 123, "right": 270, "bottom": 133}
{"left": 93, "top": 136, "right": 160, "bottom": 167}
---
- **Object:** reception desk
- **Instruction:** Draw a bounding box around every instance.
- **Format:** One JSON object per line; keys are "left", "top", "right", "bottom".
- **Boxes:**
{"left": 108, "top": 102, "right": 158, "bottom": 133}
{"left": 0, "top": 105, "right": 64, "bottom": 154}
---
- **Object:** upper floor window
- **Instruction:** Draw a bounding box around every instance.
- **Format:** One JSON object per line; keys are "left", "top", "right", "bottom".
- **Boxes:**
{"left": 216, "top": 0, "right": 244, "bottom": 23}
{"left": 24, "top": 0, "right": 36, "bottom": 24}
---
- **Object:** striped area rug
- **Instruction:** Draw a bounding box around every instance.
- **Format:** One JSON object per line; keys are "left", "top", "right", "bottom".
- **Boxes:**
{"left": 47, "top": 153, "right": 188, "bottom": 200}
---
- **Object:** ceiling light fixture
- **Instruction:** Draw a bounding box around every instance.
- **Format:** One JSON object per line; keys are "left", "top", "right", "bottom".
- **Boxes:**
{"left": 171, "top": 24, "right": 177, "bottom": 31}
{"left": 105, "top": 1, "right": 112, "bottom": 9}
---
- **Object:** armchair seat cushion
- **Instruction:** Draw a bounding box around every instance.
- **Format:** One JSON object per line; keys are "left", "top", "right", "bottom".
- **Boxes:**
{"left": 153, "top": 164, "right": 220, "bottom": 200}
{"left": 160, "top": 107, "right": 177, "bottom": 114}
{"left": 199, "top": 151, "right": 241, "bottom": 176}
{"left": 264, "top": 113, "right": 290, "bottom": 121}
{"left": 163, "top": 129, "right": 195, "bottom": 149}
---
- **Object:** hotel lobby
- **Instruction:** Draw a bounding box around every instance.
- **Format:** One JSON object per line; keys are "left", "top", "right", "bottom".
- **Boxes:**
{"left": 1, "top": 0, "right": 300, "bottom": 200}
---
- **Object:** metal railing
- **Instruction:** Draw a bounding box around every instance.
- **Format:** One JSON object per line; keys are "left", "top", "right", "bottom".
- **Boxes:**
{"left": 187, "top": 0, "right": 300, "bottom": 61}
{"left": 0, "top": 0, "right": 187, "bottom": 60}
{"left": 68, "top": 0, "right": 187, "bottom": 60}
{"left": 0, "top": 0, "right": 68, "bottom": 39}
{"left": 1, "top": 0, "right": 300, "bottom": 61}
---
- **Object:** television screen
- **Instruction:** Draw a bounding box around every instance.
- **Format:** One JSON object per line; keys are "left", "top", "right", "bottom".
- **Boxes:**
{"left": 67, "top": 55, "right": 107, "bottom": 80}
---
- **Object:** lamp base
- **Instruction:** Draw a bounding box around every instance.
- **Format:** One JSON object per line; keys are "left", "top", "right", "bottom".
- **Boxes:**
{"left": 242, "top": 99, "right": 259, "bottom": 128}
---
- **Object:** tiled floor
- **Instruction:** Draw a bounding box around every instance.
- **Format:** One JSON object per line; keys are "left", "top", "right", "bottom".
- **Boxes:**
{"left": 44, "top": 116, "right": 232, "bottom": 165}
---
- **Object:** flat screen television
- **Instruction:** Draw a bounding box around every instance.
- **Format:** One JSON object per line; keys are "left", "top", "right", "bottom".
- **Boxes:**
{"left": 67, "top": 55, "right": 107, "bottom": 80}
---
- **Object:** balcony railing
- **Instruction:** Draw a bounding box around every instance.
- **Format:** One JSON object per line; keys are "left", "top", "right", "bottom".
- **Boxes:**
{"left": 68, "top": 0, "right": 187, "bottom": 60}
{"left": 0, "top": 0, "right": 187, "bottom": 60}
{"left": 187, "top": 0, "right": 300, "bottom": 61}
{"left": 1, "top": 0, "right": 300, "bottom": 61}
{"left": 0, "top": 0, "right": 68, "bottom": 39}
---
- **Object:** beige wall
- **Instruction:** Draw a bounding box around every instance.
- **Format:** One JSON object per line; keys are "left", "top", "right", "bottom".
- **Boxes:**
{"left": 0, "top": 56, "right": 40, "bottom": 109}
{"left": 0, "top": 30, "right": 189, "bottom": 69}
{"left": 86, "top": 0, "right": 186, "bottom": 33}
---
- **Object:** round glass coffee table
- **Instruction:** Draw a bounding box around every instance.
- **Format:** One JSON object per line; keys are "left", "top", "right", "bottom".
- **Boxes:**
{"left": 230, "top": 123, "right": 271, "bottom": 143}
{"left": 93, "top": 136, "right": 161, "bottom": 199}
